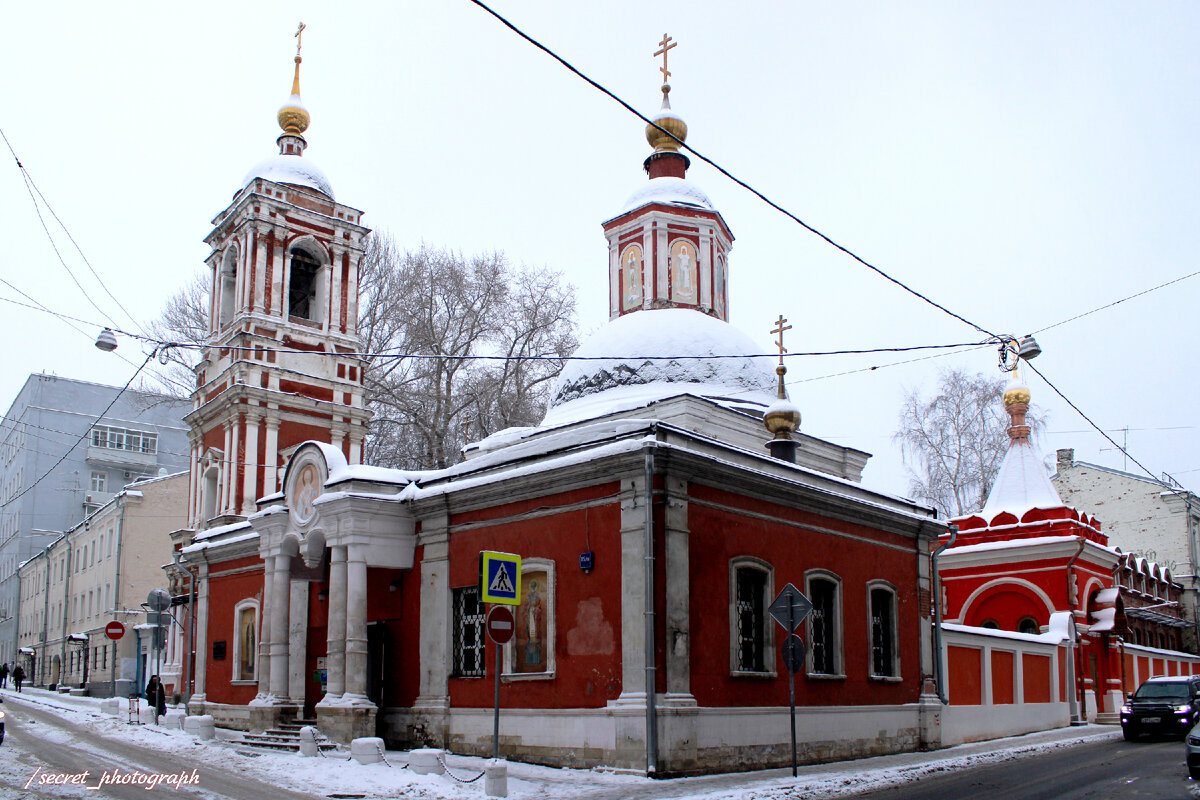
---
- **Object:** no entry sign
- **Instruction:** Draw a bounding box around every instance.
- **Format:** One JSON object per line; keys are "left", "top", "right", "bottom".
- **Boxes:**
{"left": 486, "top": 606, "right": 515, "bottom": 645}
{"left": 105, "top": 620, "right": 126, "bottom": 641}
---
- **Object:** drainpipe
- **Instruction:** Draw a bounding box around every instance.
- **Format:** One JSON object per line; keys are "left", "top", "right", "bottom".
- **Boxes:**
{"left": 39, "top": 547, "right": 52, "bottom": 685}
{"left": 930, "top": 523, "right": 957, "bottom": 704}
{"left": 643, "top": 430, "right": 659, "bottom": 775}
{"left": 60, "top": 528, "right": 74, "bottom": 689}
{"left": 1065, "top": 536, "right": 1086, "bottom": 724}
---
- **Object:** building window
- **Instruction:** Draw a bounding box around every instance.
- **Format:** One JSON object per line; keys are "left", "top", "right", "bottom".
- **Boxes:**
{"left": 452, "top": 586, "right": 486, "bottom": 678}
{"left": 90, "top": 471, "right": 107, "bottom": 492}
{"left": 869, "top": 583, "right": 899, "bottom": 678}
{"left": 806, "top": 572, "right": 842, "bottom": 676}
{"left": 90, "top": 425, "right": 157, "bottom": 455}
{"left": 731, "top": 558, "right": 772, "bottom": 674}
{"left": 509, "top": 561, "right": 555, "bottom": 675}
{"left": 980, "top": 619, "right": 1000, "bottom": 630}
{"left": 232, "top": 600, "right": 258, "bottom": 682}
{"left": 1017, "top": 617, "right": 1040, "bottom": 635}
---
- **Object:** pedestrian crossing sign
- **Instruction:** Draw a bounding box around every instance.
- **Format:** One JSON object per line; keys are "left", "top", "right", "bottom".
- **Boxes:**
{"left": 480, "top": 551, "right": 522, "bottom": 605}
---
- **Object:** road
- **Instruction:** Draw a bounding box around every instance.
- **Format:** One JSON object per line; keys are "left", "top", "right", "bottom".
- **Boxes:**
{"left": 846, "top": 736, "right": 1197, "bottom": 800}
{"left": 0, "top": 694, "right": 326, "bottom": 800}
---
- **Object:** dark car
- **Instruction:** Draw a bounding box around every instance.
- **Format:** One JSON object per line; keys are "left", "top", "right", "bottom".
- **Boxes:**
{"left": 0, "top": 697, "right": 5, "bottom": 744}
{"left": 1121, "top": 676, "right": 1200, "bottom": 740}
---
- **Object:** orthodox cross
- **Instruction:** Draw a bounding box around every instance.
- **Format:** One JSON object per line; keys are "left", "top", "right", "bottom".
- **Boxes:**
{"left": 771, "top": 315, "right": 792, "bottom": 366}
{"left": 654, "top": 33, "right": 677, "bottom": 85}
{"left": 295, "top": 21, "right": 306, "bottom": 56}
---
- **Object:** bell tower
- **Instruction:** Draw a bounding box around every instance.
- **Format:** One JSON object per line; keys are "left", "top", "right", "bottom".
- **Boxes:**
{"left": 186, "top": 31, "right": 371, "bottom": 529}
{"left": 604, "top": 34, "right": 734, "bottom": 322}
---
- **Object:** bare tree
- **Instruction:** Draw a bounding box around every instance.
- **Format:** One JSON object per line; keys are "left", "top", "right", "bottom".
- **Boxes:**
{"left": 358, "top": 235, "right": 577, "bottom": 470}
{"left": 147, "top": 235, "right": 578, "bottom": 469}
{"left": 142, "top": 269, "right": 210, "bottom": 398}
{"left": 894, "top": 368, "right": 1045, "bottom": 518}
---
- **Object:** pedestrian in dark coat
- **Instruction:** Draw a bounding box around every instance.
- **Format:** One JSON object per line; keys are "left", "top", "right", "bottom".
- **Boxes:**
{"left": 145, "top": 675, "right": 167, "bottom": 718}
{"left": 0, "top": 662, "right": 8, "bottom": 689}
{"left": 11, "top": 665, "right": 25, "bottom": 692}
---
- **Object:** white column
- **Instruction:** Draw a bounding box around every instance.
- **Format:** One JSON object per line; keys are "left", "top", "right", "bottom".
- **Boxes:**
{"left": 191, "top": 564, "right": 210, "bottom": 704}
{"left": 330, "top": 424, "right": 346, "bottom": 458}
{"left": 221, "top": 423, "right": 233, "bottom": 515}
{"left": 288, "top": 581, "right": 309, "bottom": 703}
{"left": 256, "top": 556, "right": 273, "bottom": 699}
{"left": 268, "top": 554, "right": 291, "bottom": 699}
{"left": 343, "top": 546, "right": 370, "bottom": 702}
{"left": 348, "top": 431, "right": 363, "bottom": 466}
{"left": 241, "top": 413, "right": 260, "bottom": 515}
{"left": 264, "top": 418, "right": 280, "bottom": 496}
{"left": 227, "top": 416, "right": 241, "bottom": 515}
{"left": 320, "top": 545, "right": 347, "bottom": 703}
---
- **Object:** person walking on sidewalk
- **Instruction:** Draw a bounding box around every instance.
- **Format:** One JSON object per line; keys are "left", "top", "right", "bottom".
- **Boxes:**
{"left": 145, "top": 675, "right": 167, "bottom": 720}
{"left": 0, "top": 662, "right": 8, "bottom": 689}
{"left": 11, "top": 664, "right": 25, "bottom": 692}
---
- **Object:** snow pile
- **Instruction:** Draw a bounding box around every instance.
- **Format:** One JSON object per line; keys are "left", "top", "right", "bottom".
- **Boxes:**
{"left": 546, "top": 308, "right": 776, "bottom": 426}
{"left": 620, "top": 176, "right": 713, "bottom": 213}
{"left": 242, "top": 153, "right": 335, "bottom": 199}
{"left": 979, "top": 438, "right": 1063, "bottom": 519}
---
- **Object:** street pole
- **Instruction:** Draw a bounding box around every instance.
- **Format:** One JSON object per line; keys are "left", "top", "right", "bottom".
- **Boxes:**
{"left": 788, "top": 603, "right": 797, "bottom": 778}
{"left": 493, "top": 626, "right": 501, "bottom": 759}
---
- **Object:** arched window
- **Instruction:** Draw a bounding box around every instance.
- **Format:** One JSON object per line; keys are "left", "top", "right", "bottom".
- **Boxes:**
{"left": 288, "top": 248, "right": 322, "bottom": 321}
{"left": 806, "top": 571, "right": 842, "bottom": 677}
{"left": 232, "top": 599, "right": 259, "bottom": 683}
{"left": 202, "top": 466, "right": 220, "bottom": 522}
{"left": 1017, "top": 617, "right": 1040, "bottom": 635}
{"left": 980, "top": 619, "right": 1000, "bottom": 630}
{"left": 730, "top": 558, "right": 773, "bottom": 674}
{"left": 217, "top": 247, "right": 239, "bottom": 329}
{"left": 868, "top": 582, "right": 899, "bottom": 678}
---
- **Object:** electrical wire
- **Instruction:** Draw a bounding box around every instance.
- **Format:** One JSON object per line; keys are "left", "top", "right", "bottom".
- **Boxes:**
{"left": 0, "top": 350, "right": 157, "bottom": 511}
{"left": 0, "top": 125, "right": 148, "bottom": 338}
{"left": 1033, "top": 269, "right": 1200, "bottom": 335}
{"left": 465, "top": 0, "right": 999, "bottom": 341}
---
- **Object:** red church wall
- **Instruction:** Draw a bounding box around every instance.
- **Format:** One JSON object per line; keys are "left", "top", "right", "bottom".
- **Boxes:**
{"left": 1022, "top": 653, "right": 1051, "bottom": 703}
{"left": 365, "top": 565, "right": 417, "bottom": 709}
{"left": 446, "top": 486, "right": 623, "bottom": 710}
{"left": 964, "top": 587, "right": 1047, "bottom": 630}
{"left": 948, "top": 646, "right": 982, "bottom": 705}
{"left": 686, "top": 485, "right": 922, "bottom": 708}
{"left": 991, "top": 650, "right": 1015, "bottom": 704}
{"left": 203, "top": 555, "right": 264, "bottom": 706}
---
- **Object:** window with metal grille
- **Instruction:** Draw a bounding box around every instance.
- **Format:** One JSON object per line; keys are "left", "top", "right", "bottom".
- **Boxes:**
{"left": 808, "top": 576, "right": 838, "bottom": 675}
{"left": 870, "top": 586, "right": 897, "bottom": 677}
{"left": 735, "top": 566, "right": 767, "bottom": 672}
{"left": 452, "top": 586, "right": 486, "bottom": 678}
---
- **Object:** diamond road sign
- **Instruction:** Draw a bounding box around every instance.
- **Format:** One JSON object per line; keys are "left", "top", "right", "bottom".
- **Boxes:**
{"left": 769, "top": 583, "right": 813, "bottom": 632}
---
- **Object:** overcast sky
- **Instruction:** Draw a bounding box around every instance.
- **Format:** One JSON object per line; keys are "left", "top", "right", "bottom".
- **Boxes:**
{"left": 2, "top": 1, "right": 1197, "bottom": 505}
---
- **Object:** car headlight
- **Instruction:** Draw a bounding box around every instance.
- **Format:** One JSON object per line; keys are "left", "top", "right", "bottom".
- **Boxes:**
{"left": 0, "top": 710, "right": 6, "bottom": 720}
{"left": 1190, "top": 735, "right": 1200, "bottom": 746}
{"left": 1178, "top": 705, "right": 1192, "bottom": 714}
{"left": 1121, "top": 705, "right": 1132, "bottom": 714}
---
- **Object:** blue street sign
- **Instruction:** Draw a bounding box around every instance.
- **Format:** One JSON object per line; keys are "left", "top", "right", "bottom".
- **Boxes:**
{"left": 480, "top": 551, "right": 522, "bottom": 605}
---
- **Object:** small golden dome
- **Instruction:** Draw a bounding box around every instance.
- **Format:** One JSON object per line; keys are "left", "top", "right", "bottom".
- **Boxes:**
{"left": 1003, "top": 385, "right": 1031, "bottom": 406}
{"left": 764, "top": 405, "right": 801, "bottom": 435}
{"left": 646, "top": 88, "right": 687, "bottom": 152}
{"left": 277, "top": 56, "right": 310, "bottom": 135}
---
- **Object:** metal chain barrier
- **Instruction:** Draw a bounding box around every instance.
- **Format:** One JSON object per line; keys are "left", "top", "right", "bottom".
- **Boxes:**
{"left": 435, "top": 753, "right": 485, "bottom": 784}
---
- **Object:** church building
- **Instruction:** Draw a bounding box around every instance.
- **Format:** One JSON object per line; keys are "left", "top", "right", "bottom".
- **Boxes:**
{"left": 175, "top": 37, "right": 947, "bottom": 775}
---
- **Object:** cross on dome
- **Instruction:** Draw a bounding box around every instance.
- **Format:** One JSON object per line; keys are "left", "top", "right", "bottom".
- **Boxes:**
{"left": 655, "top": 33, "right": 677, "bottom": 88}
{"left": 770, "top": 315, "right": 792, "bottom": 367}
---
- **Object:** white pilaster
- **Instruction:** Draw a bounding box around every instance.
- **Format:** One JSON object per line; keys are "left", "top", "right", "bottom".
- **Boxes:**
{"left": 320, "top": 545, "right": 347, "bottom": 703}
{"left": 241, "top": 413, "right": 260, "bottom": 515}
{"left": 269, "top": 554, "right": 291, "bottom": 699}
{"left": 342, "top": 546, "right": 370, "bottom": 704}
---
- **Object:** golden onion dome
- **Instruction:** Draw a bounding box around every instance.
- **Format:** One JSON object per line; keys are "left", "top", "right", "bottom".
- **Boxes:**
{"left": 646, "top": 87, "right": 687, "bottom": 153}
{"left": 277, "top": 56, "right": 310, "bottom": 135}
{"left": 1003, "top": 383, "right": 1031, "bottom": 407}
{"left": 764, "top": 365, "right": 800, "bottom": 436}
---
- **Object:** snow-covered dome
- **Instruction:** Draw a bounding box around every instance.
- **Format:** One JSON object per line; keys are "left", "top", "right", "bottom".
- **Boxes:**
{"left": 621, "top": 176, "right": 712, "bottom": 215}
{"left": 544, "top": 308, "right": 777, "bottom": 426}
{"left": 242, "top": 153, "right": 335, "bottom": 200}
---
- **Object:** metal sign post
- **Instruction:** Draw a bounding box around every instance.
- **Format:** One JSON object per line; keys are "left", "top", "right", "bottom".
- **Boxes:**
{"left": 486, "top": 605, "right": 516, "bottom": 759}
{"left": 769, "top": 583, "right": 813, "bottom": 778}
{"left": 146, "top": 590, "right": 171, "bottom": 724}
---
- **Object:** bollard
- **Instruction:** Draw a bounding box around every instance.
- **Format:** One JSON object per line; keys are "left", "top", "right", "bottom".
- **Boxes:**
{"left": 298, "top": 726, "right": 320, "bottom": 757}
{"left": 484, "top": 758, "right": 508, "bottom": 798}
{"left": 183, "top": 714, "right": 215, "bottom": 740}
{"left": 350, "top": 737, "right": 385, "bottom": 765}
{"left": 139, "top": 705, "right": 157, "bottom": 725}
{"left": 161, "top": 711, "right": 185, "bottom": 730}
{"left": 100, "top": 698, "right": 122, "bottom": 715}
{"left": 407, "top": 748, "right": 445, "bottom": 775}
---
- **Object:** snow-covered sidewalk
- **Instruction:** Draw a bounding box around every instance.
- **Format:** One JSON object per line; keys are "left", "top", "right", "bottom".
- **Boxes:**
{"left": 0, "top": 687, "right": 1119, "bottom": 799}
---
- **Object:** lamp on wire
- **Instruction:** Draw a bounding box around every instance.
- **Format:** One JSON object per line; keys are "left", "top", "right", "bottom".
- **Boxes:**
{"left": 998, "top": 333, "right": 1042, "bottom": 373}
{"left": 94, "top": 328, "right": 118, "bottom": 352}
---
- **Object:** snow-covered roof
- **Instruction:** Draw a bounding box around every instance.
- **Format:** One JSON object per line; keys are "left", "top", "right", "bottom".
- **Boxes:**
{"left": 620, "top": 176, "right": 713, "bottom": 214}
{"left": 545, "top": 308, "right": 776, "bottom": 427}
{"left": 242, "top": 153, "right": 334, "bottom": 199}
{"left": 980, "top": 438, "right": 1063, "bottom": 519}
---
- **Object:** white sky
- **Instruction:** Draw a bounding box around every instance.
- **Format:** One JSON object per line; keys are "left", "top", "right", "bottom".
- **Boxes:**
{"left": 2, "top": 2, "right": 1198, "bottom": 505}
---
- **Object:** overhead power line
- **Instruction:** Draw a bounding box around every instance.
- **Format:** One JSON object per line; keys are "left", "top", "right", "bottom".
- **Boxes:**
{"left": 465, "top": 0, "right": 999, "bottom": 342}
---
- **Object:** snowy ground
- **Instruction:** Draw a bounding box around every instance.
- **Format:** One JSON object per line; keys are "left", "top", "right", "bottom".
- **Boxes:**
{"left": 0, "top": 687, "right": 1120, "bottom": 799}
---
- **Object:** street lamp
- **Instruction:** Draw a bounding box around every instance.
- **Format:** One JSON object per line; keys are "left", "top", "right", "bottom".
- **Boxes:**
{"left": 94, "top": 328, "right": 118, "bottom": 352}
